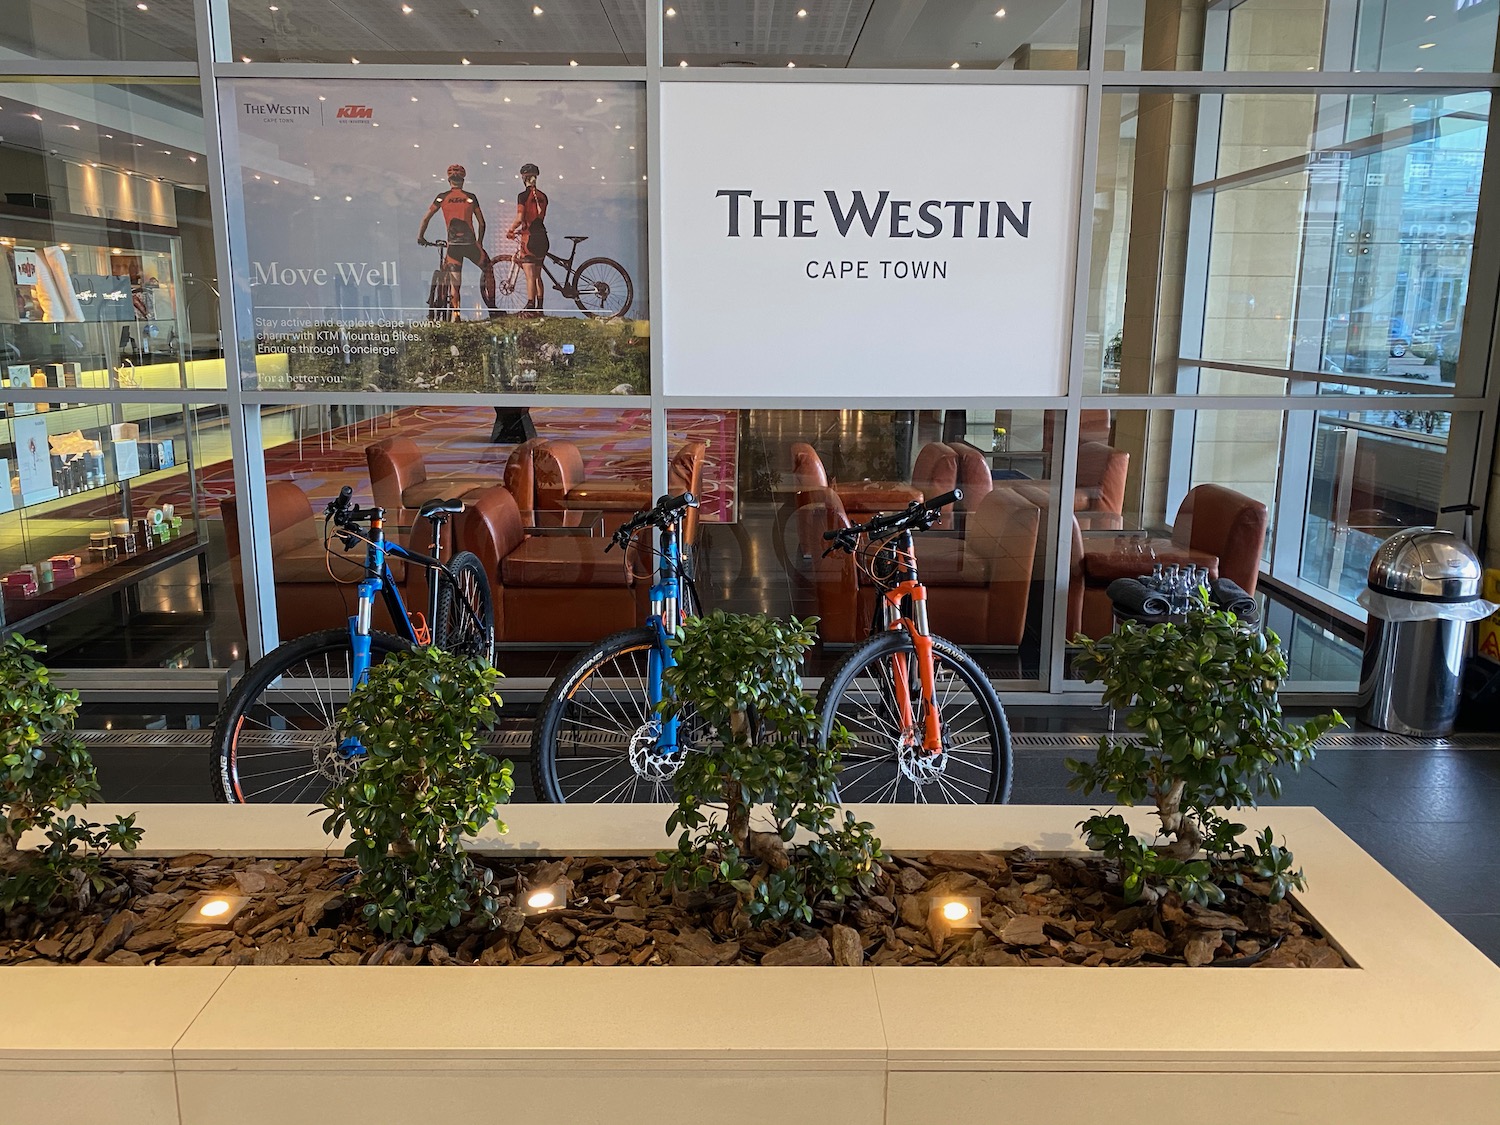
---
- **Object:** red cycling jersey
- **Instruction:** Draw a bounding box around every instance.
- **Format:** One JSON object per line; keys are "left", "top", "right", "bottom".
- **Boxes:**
{"left": 518, "top": 186, "right": 548, "bottom": 228}
{"left": 434, "top": 188, "right": 482, "bottom": 243}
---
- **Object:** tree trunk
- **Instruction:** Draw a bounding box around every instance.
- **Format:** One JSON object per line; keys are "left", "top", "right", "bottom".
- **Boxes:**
{"left": 1155, "top": 779, "right": 1203, "bottom": 859}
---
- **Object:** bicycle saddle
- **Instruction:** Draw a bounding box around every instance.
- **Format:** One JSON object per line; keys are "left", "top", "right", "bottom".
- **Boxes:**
{"left": 418, "top": 498, "right": 466, "bottom": 519}
{"left": 565, "top": 235, "right": 588, "bottom": 243}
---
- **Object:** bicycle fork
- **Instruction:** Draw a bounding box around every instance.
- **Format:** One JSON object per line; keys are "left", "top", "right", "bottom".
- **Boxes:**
{"left": 883, "top": 584, "right": 943, "bottom": 756}
{"left": 649, "top": 575, "right": 681, "bottom": 756}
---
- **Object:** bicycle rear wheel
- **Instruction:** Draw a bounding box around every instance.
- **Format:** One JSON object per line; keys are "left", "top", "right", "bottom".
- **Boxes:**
{"left": 572, "top": 257, "right": 633, "bottom": 319}
{"left": 817, "top": 630, "right": 1011, "bottom": 804}
{"left": 434, "top": 551, "right": 494, "bottom": 663}
{"left": 210, "top": 629, "right": 414, "bottom": 804}
{"left": 532, "top": 627, "right": 696, "bottom": 803}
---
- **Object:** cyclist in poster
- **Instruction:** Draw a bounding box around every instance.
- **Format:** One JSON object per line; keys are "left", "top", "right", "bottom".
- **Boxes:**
{"left": 505, "top": 162, "right": 549, "bottom": 314}
{"left": 416, "top": 163, "right": 498, "bottom": 315}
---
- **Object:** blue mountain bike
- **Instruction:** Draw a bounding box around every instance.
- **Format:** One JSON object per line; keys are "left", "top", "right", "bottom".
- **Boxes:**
{"left": 531, "top": 492, "right": 701, "bottom": 803}
{"left": 210, "top": 485, "right": 494, "bottom": 803}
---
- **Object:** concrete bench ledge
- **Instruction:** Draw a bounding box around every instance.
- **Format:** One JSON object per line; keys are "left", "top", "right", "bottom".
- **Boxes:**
{"left": 7, "top": 805, "right": 1500, "bottom": 1125}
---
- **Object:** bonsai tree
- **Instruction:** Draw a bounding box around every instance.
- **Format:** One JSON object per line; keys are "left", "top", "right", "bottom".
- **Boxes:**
{"left": 323, "top": 645, "right": 513, "bottom": 945}
{"left": 0, "top": 636, "right": 142, "bottom": 912}
{"left": 1068, "top": 593, "right": 1344, "bottom": 905}
{"left": 659, "top": 611, "right": 881, "bottom": 925}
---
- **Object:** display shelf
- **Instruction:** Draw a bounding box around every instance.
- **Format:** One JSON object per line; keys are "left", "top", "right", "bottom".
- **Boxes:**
{"left": 1, "top": 528, "right": 204, "bottom": 634}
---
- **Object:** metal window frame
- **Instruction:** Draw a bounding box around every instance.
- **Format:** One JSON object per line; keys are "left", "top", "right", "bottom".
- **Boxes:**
{"left": 2, "top": 0, "right": 1498, "bottom": 702}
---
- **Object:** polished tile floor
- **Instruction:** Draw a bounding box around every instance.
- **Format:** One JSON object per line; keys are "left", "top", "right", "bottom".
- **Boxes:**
{"left": 85, "top": 705, "right": 1500, "bottom": 966}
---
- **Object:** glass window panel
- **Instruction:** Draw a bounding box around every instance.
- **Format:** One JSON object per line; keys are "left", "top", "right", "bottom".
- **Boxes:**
{"left": 226, "top": 78, "right": 648, "bottom": 394}
{"left": 1065, "top": 406, "right": 1363, "bottom": 686}
{"left": 0, "top": 80, "right": 223, "bottom": 387}
{"left": 666, "top": 0, "right": 1087, "bottom": 69}
{"left": 0, "top": 397, "right": 236, "bottom": 668}
{"left": 1088, "top": 90, "right": 1490, "bottom": 397}
{"left": 1300, "top": 406, "right": 1451, "bottom": 602}
{"left": 677, "top": 407, "right": 1063, "bottom": 685}
{"left": 227, "top": 0, "right": 645, "bottom": 65}
{"left": 0, "top": 0, "right": 198, "bottom": 63}
{"left": 1106, "top": 0, "right": 1499, "bottom": 72}
{"left": 251, "top": 404, "right": 658, "bottom": 666}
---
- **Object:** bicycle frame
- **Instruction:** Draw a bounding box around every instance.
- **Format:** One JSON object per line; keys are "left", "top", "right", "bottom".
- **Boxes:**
{"left": 338, "top": 506, "right": 473, "bottom": 755}
{"left": 872, "top": 530, "right": 943, "bottom": 756}
{"left": 647, "top": 520, "right": 686, "bottom": 757}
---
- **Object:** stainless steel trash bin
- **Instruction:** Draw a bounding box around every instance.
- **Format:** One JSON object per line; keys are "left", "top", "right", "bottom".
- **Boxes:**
{"left": 1358, "top": 528, "right": 1488, "bottom": 737}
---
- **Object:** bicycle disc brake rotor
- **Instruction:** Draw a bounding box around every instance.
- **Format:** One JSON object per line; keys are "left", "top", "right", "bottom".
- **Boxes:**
{"left": 315, "top": 736, "right": 363, "bottom": 786}
{"left": 896, "top": 734, "right": 948, "bottom": 786}
{"left": 627, "top": 721, "right": 683, "bottom": 783}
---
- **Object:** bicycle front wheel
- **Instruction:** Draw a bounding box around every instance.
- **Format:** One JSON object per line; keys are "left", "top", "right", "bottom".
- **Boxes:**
{"left": 489, "top": 253, "right": 530, "bottom": 313}
{"left": 817, "top": 630, "right": 1011, "bottom": 804}
{"left": 210, "top": 629, "right": 414, "bottom": 804}
{"left": 532, "top": 627, "right": 691, "bottom": 803}
{"left": 572, "top": 257, "right": 633, "bottom": 319}
{"left": 434, "top": 550, "right": 494, "bottom": 663}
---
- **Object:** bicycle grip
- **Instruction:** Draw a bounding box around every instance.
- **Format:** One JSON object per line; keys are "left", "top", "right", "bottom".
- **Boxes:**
{"left": 823, "top": 527, "right": 843, "bottom": 541}
{"left": 926, "top": 488, "right": 962, "bottom": 510}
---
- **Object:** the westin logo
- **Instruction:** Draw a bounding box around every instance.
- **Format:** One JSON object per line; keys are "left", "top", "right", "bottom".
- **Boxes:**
{"left": 335, "top": 105, "right": 374, "bottom": 120}
{"left": 243, "top": 101, "right": 311, "bottom": 116}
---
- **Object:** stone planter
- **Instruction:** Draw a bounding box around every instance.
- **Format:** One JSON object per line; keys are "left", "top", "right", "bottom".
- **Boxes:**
{"left": 7, "top": 804, "right": 1500, "bottom": 1125}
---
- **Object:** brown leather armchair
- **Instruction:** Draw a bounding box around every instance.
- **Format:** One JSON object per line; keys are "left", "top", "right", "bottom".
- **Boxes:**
{"left": 949, "top": 441, "right": 994, "bottom": 516}
{"left": 533, "top": 439, "right": 651, "bottom": 515}
{"left": 1077, "top": 482, "right": 1268, "bottom": 638}
{"left": 796, "top": 485, "right": 1038, "bottom": 647}
{"left": 458, "top": 484, "right": 646, "bottom": 643}
{"left": 669, "top": 440, "right": 708, "bottom": 547}
{"left": 996, "top": 441, "right": 1128, "bottom": 526}
{"left": 366, "top": 435, "right": 496, "bottom": 517}
{"left": 790, "top": 441, "right": 958, "bottom": 527}
{"left": 221, "top": 482, "right": 406, "bottom": 640}
{"left": 501, "top": 437, "right": 550, "bottom": 512}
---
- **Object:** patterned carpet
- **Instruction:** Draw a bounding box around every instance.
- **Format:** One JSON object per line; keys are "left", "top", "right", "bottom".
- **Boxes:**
{"left": 43, "top": 405, "right": 739, "bottom": 524}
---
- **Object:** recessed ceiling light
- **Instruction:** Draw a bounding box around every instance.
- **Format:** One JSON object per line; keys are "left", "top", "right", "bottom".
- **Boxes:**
{"left": 1415, "top": 66, "right": 1425, "bottom": 71}
{"left": 995, "top": 6, "right": 1005, "bottom": 15}
{"left": 27, "top": 112, "right": 42, "bottom": 120}
{"left": 268, "top": 3, "right": 278, "bottom": 8}
{"left": 461, "top": 56, "right": 471, "bottom": 64}
{"left": 679, "top": 59, "right": 687, "bottom": 66}
{"left": 452, "top": 122, "right": 460, "bottom": 127}
{"left": 503, "top": 96, "right": 510, "bottom": 101}
{"left": 188, "top": 155, "right": 197, "bottom": 162}
{"left": 569, "top": 59, "right": 578, "bottom": 66}
{"left": 318, "top": 95, "right": 326, "bottom": 100}
{"left": 557, "top": 143, "right": 564, "bottom": 149}
{"left": 411, "top": 96, "right": 418, "bottom": 101}
{"left": 1426, "top": 12, "right": 1436, "bottom": 18}
{"left": 413, "top": 143, "right": 420, "bottom": 147}
{"left": 787, "top": 61, "right": 795, "bottom": 67}
{"left": 351, "top": 56, "right": 360, "bottom": 63}
{"left": 486, "top": 143, "right": 492, "bottom": 148}
{"left": 312, "top": 194, "right": 321, "bottom": 200}
{"left": 614, "top": 124, "right": 620, "bottom": 128}
{"left": 664, "top": 5, "right": 675, "bottom": 13}
{"left": 401, "top": 2, "right": 413, "bottom": 11}
{"left": 797, "top": 7, "right": 806, "bottom": 15}
{"left": 254, "top": 173, "right": 261, "bottom": 179}
{"left": 136, "top": 2, "right": 148, "bottom": 10}
{"left": 1418, "top": 41, "right": 1436, "bottom": 48}
{"left": 596, "top": 97, "right": 603, "bottom": 102}
{"left": 628, "top": 144, "right": 635, "bottom": 149}
{"left": 950, "top": 61, "right": 960, "bottom": 68}
{"left": 344, "top": 194, "right": 352, "bottom": 201}
{"left": 534, "top": 123, "right": 541, "bottom": 128}
{"left": 532, "top": 4, "right": 543, "bottom": 13}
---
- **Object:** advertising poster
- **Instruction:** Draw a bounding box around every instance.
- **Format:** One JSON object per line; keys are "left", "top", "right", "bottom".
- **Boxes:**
{"left": 661, "top": 83, "right": 1085, "bottom": 398}
{"left": 226, "top": 79, "right": 649, "bottom": 394}
{"left": 14, "top": 415, "right": 56, "bottom": 506}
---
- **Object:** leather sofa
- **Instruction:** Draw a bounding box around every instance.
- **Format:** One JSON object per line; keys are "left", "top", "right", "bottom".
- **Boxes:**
{"left": 532, "top": 439, "right": 708, "bottom": 542}
{"left": 221, "top": 481, "right": 407, "bottom": 639}
{"left": 795, "top": 484, "right": 1039, "bottom": 647}
{"left": 457, "top": 483, "right": 647, "bottom": 643}
{"left": 1076, "top": 482, "right": 1268, "bottom": 638}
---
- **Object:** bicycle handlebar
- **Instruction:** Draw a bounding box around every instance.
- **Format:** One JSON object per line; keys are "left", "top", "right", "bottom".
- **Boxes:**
{"left": 822, "top": 488, "right": 963, "bottom": 554}
{"left": 607, "top": 492, "right": 699, "bottom": 551}
{"left": 324, "top": 485, "right": 383, "bottom": 533}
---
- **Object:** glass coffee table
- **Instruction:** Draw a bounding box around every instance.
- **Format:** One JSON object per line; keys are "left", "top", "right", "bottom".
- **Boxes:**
{"left": 519, "top": 510, "right": 605, "bottom": 537}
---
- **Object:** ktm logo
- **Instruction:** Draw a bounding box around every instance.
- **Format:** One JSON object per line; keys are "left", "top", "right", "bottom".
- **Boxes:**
{"left": 335, "top": 105, "right": 373, "bottom": 119}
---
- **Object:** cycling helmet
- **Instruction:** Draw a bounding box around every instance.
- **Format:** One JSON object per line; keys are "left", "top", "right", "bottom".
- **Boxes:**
{"left": 446, "top": 164, "right": 467, "bottom": 179}
{"left": 519, "top": 163, "right": 540, "bottom": 176}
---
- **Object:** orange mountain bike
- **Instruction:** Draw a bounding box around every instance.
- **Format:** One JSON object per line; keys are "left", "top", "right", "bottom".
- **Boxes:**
{"left": 816, "top": 488, "right": 1012, "bottom": 804}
